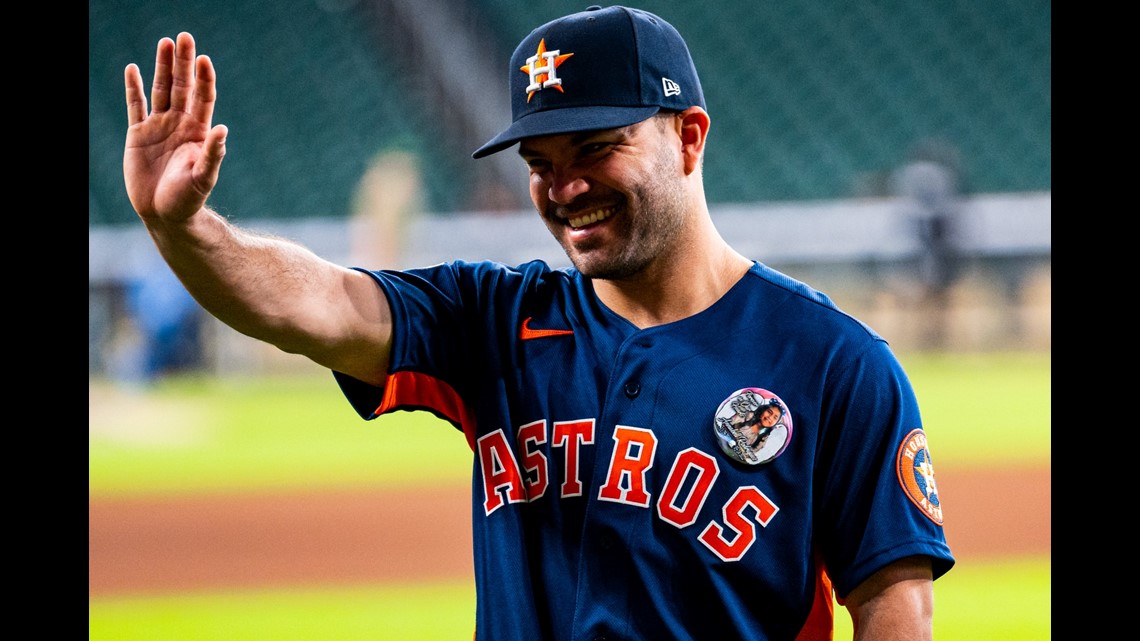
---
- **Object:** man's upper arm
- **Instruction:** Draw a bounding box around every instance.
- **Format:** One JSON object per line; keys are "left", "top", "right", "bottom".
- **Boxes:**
{"left": 841, "top": 555, "right": 934, "bottom": 641}
{"left": 315, "top": 267, "right": 394, "bottom": 386}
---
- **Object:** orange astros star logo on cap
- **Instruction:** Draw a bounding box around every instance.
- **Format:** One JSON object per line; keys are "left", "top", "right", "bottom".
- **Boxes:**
{"left": 520, "top": 38, "right": 574, "bottom": 102}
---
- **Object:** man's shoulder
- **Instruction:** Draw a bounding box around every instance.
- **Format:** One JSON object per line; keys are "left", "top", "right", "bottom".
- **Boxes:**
{"left": 741, "top": 262, "right": 884, "bottom": 344}
{"left": 405, "top": 259, "right": 585, "bottom": 301}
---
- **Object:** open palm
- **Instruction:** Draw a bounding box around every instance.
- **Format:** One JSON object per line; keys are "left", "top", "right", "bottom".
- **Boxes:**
{"left": 123, "top": 32, "right": 227, "bottom": 224}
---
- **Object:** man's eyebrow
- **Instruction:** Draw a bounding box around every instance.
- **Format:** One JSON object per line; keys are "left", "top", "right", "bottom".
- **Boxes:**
{"left": 518, "top": 129, "right": 624, "bottom": 158}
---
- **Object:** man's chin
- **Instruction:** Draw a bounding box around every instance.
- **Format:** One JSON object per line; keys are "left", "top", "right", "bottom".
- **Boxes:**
{"left": 570, "top": 257, "right": 643, "bottom": 281}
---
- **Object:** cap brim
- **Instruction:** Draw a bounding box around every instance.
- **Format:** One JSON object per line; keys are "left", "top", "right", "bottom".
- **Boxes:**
{"left": 472, "top": 105, "right": 662, "bottom": 159}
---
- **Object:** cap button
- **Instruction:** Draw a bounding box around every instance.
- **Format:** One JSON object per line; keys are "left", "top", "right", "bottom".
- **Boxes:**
{"left": 586, "top": 5, "right": 602, "bottom": 10}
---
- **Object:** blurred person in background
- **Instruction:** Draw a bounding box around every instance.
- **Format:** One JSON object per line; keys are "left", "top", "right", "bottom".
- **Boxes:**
{"left": 109, "top": 253, "right": 202, "bottom": 385}
{"left": 121, "top": 5, "right": 953, "bottom": 639}
{"left": 890, "top": 138, "right": 965, "bottom": 349}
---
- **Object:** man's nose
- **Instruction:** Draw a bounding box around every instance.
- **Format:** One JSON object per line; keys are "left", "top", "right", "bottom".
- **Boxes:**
{"left": 548, "top": 168, "right": 590, "bottom": 205}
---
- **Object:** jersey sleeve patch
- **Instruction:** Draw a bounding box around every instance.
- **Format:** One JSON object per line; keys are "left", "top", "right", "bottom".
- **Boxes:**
{"left": 895, "top": 428, "right": 944, "bottom": 525}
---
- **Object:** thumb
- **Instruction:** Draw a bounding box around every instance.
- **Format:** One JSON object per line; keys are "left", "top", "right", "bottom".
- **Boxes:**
{"left": 195, "top": 124, "right": 228, "bottom": 195}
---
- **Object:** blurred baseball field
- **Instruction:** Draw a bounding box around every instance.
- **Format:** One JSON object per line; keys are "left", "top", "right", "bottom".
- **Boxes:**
{"left": 89, "top": 350, "right": 1050, "bottom": 640}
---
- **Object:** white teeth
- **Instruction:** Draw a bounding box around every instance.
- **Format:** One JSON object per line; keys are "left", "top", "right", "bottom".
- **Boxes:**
{"left": 568, "top": 208, "right": 613, "bottom": 229}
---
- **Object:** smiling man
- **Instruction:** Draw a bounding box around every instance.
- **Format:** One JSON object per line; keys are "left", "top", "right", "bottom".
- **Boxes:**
{"left": 122, "top": 5, "right": 954, "bottom": 640}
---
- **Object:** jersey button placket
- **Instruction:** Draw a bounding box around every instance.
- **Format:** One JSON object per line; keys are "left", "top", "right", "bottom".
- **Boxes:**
{"left": 598, "top": 533, "right": 614, "bottom": 550}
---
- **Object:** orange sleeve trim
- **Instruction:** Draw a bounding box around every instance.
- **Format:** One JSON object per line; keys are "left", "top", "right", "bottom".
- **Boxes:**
{"left": 378, "top": 370, "right": 478, "bottom": 452}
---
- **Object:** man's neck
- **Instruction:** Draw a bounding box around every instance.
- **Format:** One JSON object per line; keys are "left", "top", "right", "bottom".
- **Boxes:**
{"left": 592, "top": 240, "right": 752, "bottom": 329}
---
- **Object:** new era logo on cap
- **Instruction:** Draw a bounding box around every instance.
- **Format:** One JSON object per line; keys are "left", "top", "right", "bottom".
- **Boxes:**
{"left": 472, "top": 5, "right": 706, "bottom": 158}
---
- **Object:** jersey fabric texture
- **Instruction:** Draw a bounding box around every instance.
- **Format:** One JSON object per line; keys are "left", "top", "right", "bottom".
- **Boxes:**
{"left": 334, "top": 259, "right": 955, "bottom": 641}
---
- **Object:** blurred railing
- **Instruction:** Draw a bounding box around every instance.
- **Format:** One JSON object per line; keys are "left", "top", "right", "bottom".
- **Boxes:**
{"left": 89, "top": 191, "right": 1050, "bottom": 378}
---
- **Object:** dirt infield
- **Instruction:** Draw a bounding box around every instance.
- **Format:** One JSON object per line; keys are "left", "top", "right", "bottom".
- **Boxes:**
{"left": 89, "top": 465, "right": 1048, "bottom": 597}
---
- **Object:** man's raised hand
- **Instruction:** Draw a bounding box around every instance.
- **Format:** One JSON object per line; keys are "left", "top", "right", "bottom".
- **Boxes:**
{"left": 123, "top": 32, "right": 227, "bottom": 225}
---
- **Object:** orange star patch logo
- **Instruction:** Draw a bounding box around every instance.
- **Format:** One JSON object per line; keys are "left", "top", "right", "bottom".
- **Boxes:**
{"left": 520, "top": 38, "right": 574, "bottom": 102}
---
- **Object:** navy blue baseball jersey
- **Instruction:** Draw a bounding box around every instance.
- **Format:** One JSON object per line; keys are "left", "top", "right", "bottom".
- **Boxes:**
{"left": 334, "top": 259, "right": 955, "bottom": 641}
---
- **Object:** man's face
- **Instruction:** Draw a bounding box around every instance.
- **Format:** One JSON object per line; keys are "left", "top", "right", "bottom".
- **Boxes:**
{"left": 518, "top": 114, "right": 688, "bottom": 280}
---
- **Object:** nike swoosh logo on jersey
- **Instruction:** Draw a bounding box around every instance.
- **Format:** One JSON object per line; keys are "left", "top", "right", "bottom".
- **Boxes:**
{"left": 519, "top": 316, "right": 574, "bottom": 340}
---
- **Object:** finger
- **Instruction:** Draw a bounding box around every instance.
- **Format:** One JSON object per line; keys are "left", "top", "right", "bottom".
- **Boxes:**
{"left": 195, "top": 124, "right": 229, "bottom": 194}
{"left": 169, "top": 32, "right": 197, "bottom": 113}
{"left": 150, "top": 37, "right": 175, "bottom": 113}
{"left": 190, "top": 54, "right": 218, "bottom": 128}
{"left": 124, "top": 63, "right": 148, "bottom": 127}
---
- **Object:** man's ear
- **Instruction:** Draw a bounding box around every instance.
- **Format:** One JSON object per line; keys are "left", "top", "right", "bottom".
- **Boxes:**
{"left": 677, "top": 106, "right": 710, "bottom": 175}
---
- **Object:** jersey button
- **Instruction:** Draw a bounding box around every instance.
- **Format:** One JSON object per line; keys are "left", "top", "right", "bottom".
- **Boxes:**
{"left": 624, "top": 382, "right": 640, "bottom": 399}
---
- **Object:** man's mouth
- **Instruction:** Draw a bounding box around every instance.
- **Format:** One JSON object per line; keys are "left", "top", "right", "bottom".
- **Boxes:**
{"left": 568, "top": 207, "right": 614, "bottom": 229}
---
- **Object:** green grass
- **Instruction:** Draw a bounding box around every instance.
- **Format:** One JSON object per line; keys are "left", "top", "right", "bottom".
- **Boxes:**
{"left": 89, "top": 374, "right": 475, "bottom": 497}
{"left": 900, "top": 351, "right": 1051, "bottom": 466}
{"left": 89, "top": 350, "right": 1050, "bottom": 639}
{"left": 89, "top": 557, "right": 1050, "bottom": 641}
{"left": 89, "top": 351, "right": 1050, "bottom": 497}
{"left": 89, "top": 581, "right": 477, "bottom": 641}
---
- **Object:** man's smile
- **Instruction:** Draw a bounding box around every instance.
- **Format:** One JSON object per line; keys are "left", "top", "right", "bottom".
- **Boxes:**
{"left": 568, "top": 207, "right": 615, "bottom": 229}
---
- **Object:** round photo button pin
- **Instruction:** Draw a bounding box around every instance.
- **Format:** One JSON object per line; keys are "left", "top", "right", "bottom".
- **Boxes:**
{"left": 712, "top": 388, "right": 793, "bottom": 465}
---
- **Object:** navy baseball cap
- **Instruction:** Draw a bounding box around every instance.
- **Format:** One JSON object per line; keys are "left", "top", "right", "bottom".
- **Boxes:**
{"left": 472, "top": 5, "right": 706, "bottom": 159}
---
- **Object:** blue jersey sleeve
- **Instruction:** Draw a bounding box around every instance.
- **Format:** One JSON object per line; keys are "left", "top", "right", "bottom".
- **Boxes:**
{"left": 815, "top": 339, "right": 955, "bottom": 598}
{"left": 331, "top": 259, "right": 563, "bottom": 442}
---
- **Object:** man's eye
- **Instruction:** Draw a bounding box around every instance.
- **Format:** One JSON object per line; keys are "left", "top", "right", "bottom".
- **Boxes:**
{"left": 581, "top": 142, "right": 609, "bottom": 155}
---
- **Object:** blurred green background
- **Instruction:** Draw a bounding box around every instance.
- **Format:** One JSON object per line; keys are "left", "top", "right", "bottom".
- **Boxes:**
{"left": 90, "top": 0, "right": 1050, "bottom": 225}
